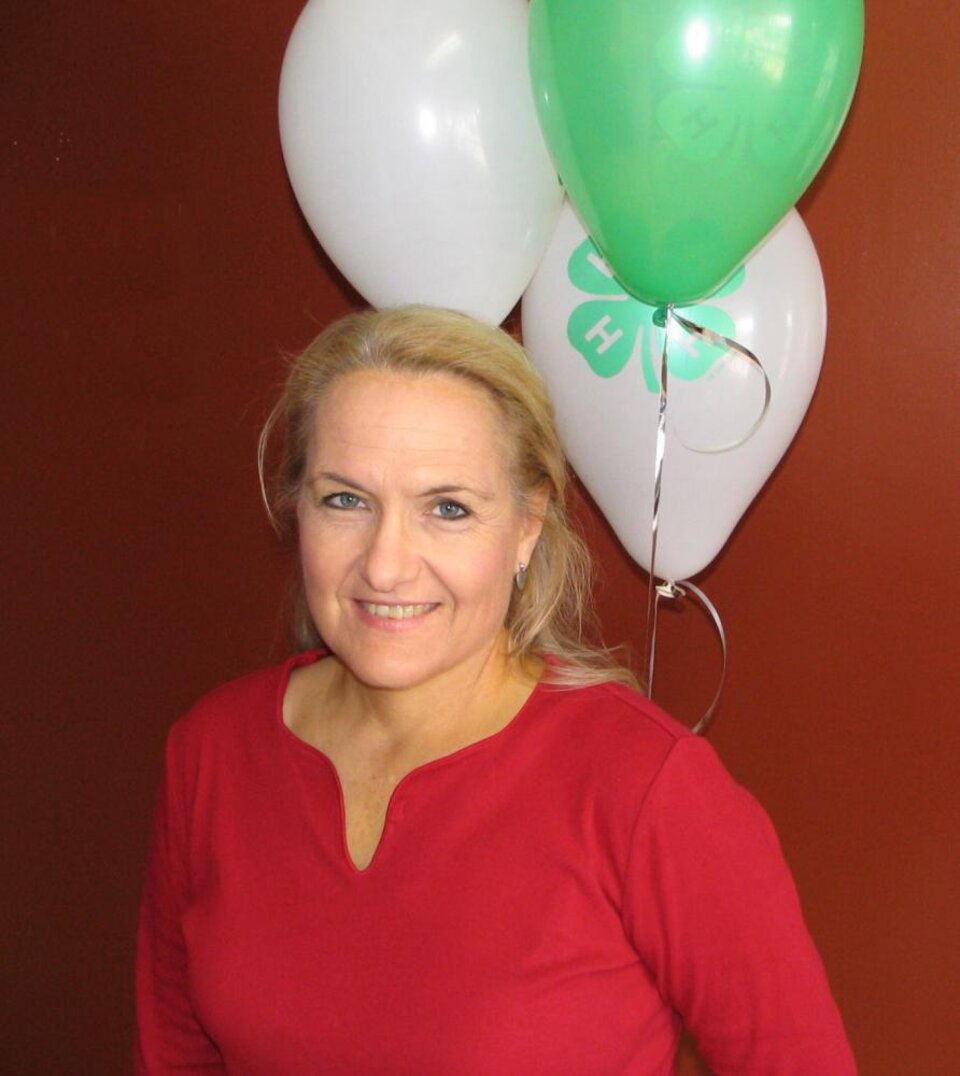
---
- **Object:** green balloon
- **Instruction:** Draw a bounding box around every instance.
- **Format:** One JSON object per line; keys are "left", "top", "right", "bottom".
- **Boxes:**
{"left": 529, "top": 0, "right": 864, "bottom": 305}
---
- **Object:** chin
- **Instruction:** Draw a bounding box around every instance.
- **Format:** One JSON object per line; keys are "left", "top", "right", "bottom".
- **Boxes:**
{"left": 333, "top": 632, "right": 495, "bottom": 695}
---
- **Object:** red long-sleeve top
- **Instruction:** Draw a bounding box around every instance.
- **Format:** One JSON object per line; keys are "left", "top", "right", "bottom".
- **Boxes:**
{"left": 136, "top": 650, "right": 856, "bottom": 1074}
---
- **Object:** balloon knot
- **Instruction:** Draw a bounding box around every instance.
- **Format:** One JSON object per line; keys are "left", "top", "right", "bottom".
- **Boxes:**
{"left": 656, "top": 581, "right": 685, "bottom": 600}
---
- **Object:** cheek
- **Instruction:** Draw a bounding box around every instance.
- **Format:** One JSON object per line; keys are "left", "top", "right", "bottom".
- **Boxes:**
{"left": 446, "top": 539, "right": 518, "bottom": 607}
{"left": 298, "top": 522, "right": 352, "bottom": 592}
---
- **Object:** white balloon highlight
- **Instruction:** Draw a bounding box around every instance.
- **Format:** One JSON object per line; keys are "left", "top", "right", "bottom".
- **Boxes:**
{"left": 279, "top": 0, "right": 562, "bottom": 324}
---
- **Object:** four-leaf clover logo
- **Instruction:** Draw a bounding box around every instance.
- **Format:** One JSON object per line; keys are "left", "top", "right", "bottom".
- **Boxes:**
{"left": 654, "top": 23, "right": 823, "bottom": 169}
{"left": 566, "top": 238, "right": 745, "bottom": 393}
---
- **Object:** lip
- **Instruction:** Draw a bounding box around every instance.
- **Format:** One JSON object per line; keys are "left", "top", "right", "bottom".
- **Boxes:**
{"left": 353, "top": 600, "right": 440, "bottom": 632}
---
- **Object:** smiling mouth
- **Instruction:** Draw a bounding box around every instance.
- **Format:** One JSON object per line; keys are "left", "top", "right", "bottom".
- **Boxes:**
{"left": 359, "top": 602, "right": 437, "bottom": 620}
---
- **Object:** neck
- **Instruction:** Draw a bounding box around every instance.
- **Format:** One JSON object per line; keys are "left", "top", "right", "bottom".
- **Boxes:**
{"left": 326, "top": 635, "right": 539, "bottom": 758}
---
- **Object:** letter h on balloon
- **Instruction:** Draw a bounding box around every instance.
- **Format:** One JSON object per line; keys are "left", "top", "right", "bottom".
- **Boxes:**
{"left": 584, "top": 315, "right": 626, "bottom": 356}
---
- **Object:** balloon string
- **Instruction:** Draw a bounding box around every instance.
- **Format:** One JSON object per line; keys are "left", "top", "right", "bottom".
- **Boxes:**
{"left": 642, "top": 304, "right": 673, "bottom": 696}
{"left": 670, "top": 310, "right": 772, "bottom": 455}
{"left": 649, "top": 580, "right": 728, "bottom": 736}
{"left": 642, "top": 306, "right": 767, "bottom": 731}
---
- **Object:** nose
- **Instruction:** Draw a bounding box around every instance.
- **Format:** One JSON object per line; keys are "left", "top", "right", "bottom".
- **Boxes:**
{"left": 359, "top": 509, "right": 421, "bottom": 593}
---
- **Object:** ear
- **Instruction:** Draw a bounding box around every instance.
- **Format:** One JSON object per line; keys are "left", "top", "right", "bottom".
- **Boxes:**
{"left": 518, "top": 485, "right": 549, "bottom": 565}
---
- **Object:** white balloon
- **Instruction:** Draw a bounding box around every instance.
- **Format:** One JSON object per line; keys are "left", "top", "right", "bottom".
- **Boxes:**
{"left": 279, "top": 0, "right": 562, "bottom": 324}
{"left": 521, "top": 202, "right": 827, "bottom": 580}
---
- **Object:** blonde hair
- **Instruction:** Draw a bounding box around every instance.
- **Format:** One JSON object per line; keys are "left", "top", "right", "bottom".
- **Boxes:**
{"left": 259, "top": 306, "right": 636, "bottom": 689}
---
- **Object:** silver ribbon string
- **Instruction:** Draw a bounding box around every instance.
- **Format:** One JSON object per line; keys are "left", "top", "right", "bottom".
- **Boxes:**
{"left": 670, "top": 310, "right": 772, "bottom": 454}
{"left": 642, "top": 305, "right": 674, "bottom": 700}
{"left": 641, "top": 305, "right": 771, "bottom": 733}
{"left": 650, "top": 580, "right": 728, "bottom": 736}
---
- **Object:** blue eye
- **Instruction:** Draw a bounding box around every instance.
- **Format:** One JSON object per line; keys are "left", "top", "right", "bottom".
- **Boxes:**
{"left": 323, "top": 492, "right": 363, "bottom": 510}
{"left": 434, "top": 500, "right": 469, "bottom": 520}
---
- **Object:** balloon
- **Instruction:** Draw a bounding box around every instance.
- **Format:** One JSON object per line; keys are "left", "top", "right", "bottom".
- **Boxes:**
{"left": 529, "top": 0, "right": 863, "bottom": 305}
{"left": 521, "top": 201, "right": 826, "bottom": 581}
{"left": 279, "top": 0, "right": 562, "bottom": 324}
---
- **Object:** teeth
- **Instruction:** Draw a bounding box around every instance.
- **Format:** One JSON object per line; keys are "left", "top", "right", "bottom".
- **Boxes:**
{"left": 362, "top": 603, "right": 434, "bottom": 620}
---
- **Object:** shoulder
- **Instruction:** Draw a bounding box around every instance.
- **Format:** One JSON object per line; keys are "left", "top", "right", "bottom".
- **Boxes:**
{"left": 538, "top": 677, "right": 694, "bottom": 757}
{"left": 528, "top": 677, "right": 714, "bottom": 800}
{"left": 167, "top": 650, "right": 324, "bottom": 756}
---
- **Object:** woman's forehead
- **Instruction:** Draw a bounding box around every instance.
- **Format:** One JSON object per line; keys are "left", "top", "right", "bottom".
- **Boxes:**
{"left": 308, "top": 370, "right": 513, "bottom": 481}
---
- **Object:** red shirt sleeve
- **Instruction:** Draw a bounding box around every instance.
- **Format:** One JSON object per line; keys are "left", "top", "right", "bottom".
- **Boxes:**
{"left": 135, "top": 728, "right": 227, "bottom": 1074}
{"left": 622, "top": 735, "right": 857, "bottom": 1074}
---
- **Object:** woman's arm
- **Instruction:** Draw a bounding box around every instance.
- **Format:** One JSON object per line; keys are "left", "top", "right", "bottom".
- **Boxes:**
{"left": 624, "top": 735, "right": 856, "bottom": 1075}
{"left": 135, "top": 732, "right": 226, "bottom": 1074}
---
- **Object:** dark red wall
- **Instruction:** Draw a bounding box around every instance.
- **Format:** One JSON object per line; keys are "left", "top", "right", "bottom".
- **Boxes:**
{"left": 3, "top": 2, "right": 957, "bottom": 1072}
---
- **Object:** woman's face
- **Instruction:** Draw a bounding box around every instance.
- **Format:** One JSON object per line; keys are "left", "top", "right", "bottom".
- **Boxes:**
{"left": 297, "top": 370, "right": 543, "bottom": 695}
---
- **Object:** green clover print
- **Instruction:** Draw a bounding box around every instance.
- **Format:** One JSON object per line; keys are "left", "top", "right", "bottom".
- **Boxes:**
{"left": 566, "top": 239, "right": 745, "bottom": 393}
{"left": 653, "top": 22, "right": 824, "bottom": 170}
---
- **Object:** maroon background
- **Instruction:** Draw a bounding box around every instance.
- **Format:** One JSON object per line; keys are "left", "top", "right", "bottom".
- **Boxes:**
{"left": 3, "top": 2, "right": 958, "bottom": 1072}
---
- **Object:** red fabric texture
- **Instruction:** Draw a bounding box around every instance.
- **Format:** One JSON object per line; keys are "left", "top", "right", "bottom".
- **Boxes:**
{"left": 136, "top": 651, "right": 856, "bottom": 1074}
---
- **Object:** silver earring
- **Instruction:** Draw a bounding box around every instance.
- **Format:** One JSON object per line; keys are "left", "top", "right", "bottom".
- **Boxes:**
{"left": 515, "top": 562, "right": 528, "bottom": 591}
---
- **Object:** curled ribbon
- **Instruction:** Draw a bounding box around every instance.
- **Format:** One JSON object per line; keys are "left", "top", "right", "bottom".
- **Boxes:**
{"left": 668, "top": 310, "right": 772, "bottom": 454}
{"left": 648, "top": 580, "right": 728, "bottom": 736}
{"left": 642, "top": 305, "right": 771, "bottom": 733}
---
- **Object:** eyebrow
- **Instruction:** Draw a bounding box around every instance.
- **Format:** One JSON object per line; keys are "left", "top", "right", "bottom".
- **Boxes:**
{"left": 308, "top": 471, "right": 373, "bottom": 496}
{"left": 421, "top": 483, "right": 496, "bottom": 502}
{"left": 308, "top": 472, "right": 496, "bottom": 501}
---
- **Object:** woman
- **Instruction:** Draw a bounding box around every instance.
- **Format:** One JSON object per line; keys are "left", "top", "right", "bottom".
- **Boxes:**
{"left": 137, "top": 307, "right": 855, "bottom": 1073}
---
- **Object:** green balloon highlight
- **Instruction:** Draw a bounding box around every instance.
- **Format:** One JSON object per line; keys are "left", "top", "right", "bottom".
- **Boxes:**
{"left": 530, "top": 0, "right": 864, "bottom": 305}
